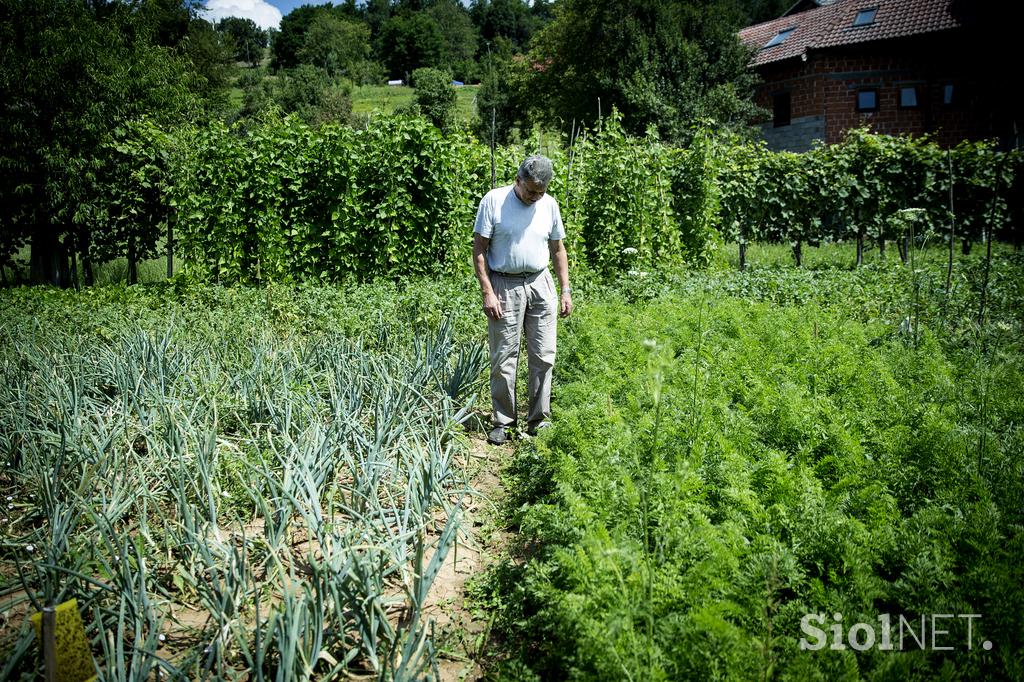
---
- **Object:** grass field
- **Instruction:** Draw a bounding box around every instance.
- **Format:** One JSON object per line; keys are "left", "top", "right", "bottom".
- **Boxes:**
{"left": 223, "top": 81, "right": 480, "bottom": 125}
{"left": 351, "top": 83, "right": 479, "bottom": 123}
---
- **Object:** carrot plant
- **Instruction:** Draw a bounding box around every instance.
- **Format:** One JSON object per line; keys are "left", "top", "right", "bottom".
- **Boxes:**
{"left": 487, "top": 252, "right": 1023, "bottom": 680}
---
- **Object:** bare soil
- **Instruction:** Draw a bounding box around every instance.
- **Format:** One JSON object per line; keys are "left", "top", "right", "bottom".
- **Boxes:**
{"left": 427, "top": 436, "right": 512, "bottom": 682}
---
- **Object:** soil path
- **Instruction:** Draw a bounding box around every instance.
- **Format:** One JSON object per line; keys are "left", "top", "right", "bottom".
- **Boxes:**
{"left": 425, "top": 435, "right": 512, "bottom": 682}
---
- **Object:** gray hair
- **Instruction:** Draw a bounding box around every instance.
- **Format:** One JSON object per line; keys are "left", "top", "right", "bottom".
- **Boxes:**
{"left": 517, "top": 155, "right": 554, "bottom": 185}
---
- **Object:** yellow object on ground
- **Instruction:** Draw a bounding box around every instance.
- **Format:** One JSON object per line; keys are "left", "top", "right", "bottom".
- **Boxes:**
{"left": 30, "top": 599, "right": 96, "bottom": 682}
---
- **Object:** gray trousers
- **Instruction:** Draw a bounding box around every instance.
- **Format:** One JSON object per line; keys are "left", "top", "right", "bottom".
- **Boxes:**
{"left": 487, "top": 269, "right": 558, "bottom": 428}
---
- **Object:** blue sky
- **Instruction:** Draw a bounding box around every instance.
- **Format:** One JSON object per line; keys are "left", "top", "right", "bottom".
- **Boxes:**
{"left": 264, "top": 0, "right": 312, "bottom": 18}
{"left": 201, "top": 0, "right": 308, "bottom": 30}
{"left": 202, "top": 0, "right": 474, "bottom": 30}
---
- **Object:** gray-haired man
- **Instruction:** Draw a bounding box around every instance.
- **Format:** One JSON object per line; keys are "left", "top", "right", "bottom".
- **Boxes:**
{"left": 473, "top": 155, "right": 573, "bottom": 445}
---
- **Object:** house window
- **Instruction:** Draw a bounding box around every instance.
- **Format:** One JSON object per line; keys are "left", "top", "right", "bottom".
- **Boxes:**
{"left": 943, "top": 84, "right": 954, "bottom": 105}
{"left": 853, "top": 8, "right": 877, "bottom": 26}
{"left": 899, "top": 87, "right": 918, "bottom": 108}
{"left": 764, "top": 27, "right": 795, "bottom": 48}
{"left": 856, "top": 89, "right": 878, "bottom": 112}
{"left": 773, "top": 92, "right": 792, "bottom": 127}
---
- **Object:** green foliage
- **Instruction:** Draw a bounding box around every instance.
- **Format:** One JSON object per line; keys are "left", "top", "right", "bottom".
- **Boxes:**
{"left": 950, "top": 138, "right": 1017, "bottom": 249}
{"left": 274, "top": 65, "right": 354, "bottom": 126}
{"left": 715, "top": 130, "right": 1021, "bottom": 265}
{"left": 569, "top": 113, "right": 718, "bottom": 274}
{"left": 713, "top": 135, "right": 767, "bottom": 246}
{"left": 2, "top": 247, "right": 1023, "bottom": 678}
{"left": 0, "top": 279, "right": 486, "bottom": 677}
{"left": 8, "top": 57, "right": 1019, "bottom": 289}
{"left": 171, "top": 115, "right": 485, "bottom": 283}
{"left": 527, "top": 0, "right": 762, "bottom": 143}
{"left": 380, "top": 10, "right": 445, "bottom": 78}
{"left": 0, "top": 0, "right": 225, "bottom": 284}
{"left": 489, "top": 252, "right": 1024, "bottom": 679}
{"left": 411, "top": 67, "right": 457, "bottom": 129}
{"left": 427, "top": 0, "right": 480, "bottom": 82}
{"left": 182, "top": 18, "right": 237, "bottom": 114}
{"left": 116, "top": 118, "right": 1024, "bottom": 288}
{"left": 217, "top": 16, "right": 267, "bottom": 67}
{"left": 270, "top": 3, "right": 322, "bottom": 70}
{"left": 297, "top": 13, "right": 371, "bottom": 79}
{"left": 84, "top": 119, "right": 176, "bottom": 284}
{"left": 473, "top": 36, "right": 533, "bottom": 145}
{"left": 470, "top": 0, "right": 539, "bottom": 50}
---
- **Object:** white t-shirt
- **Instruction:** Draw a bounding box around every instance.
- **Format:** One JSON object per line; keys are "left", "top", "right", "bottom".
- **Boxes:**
{"left": 473, "top": 185, "right": 566, "bottom": 274}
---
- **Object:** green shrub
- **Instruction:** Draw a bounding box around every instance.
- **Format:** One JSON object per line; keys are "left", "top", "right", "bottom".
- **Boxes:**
{"left": 411, "top": 67, "right": 456, "bottom": 129}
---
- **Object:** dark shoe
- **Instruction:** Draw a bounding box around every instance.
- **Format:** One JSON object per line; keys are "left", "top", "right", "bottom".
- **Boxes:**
{"left": 526, "top": 420, "right": 552, "bottom": 437}
{"left": 487, "top": 426, "right": 509, "bottom": 445}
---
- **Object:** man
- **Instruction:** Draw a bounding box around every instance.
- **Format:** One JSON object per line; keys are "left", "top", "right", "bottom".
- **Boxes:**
{"left": 473, "top": 155, "right": 572, "bottom": 445}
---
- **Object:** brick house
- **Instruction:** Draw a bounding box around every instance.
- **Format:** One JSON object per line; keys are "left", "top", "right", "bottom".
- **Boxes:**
{"left": 739, "top": 0, "right": 1022, "bottom": 152}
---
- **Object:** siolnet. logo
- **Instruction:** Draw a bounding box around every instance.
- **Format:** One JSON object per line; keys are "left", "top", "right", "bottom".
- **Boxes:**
{"left": 799, "top": 612, "right": 992, "bottom": 652}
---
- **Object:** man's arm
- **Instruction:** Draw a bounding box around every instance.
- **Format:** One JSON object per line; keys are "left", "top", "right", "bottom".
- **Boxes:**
{"left": 549, "top": 239, "right": 572, "bottom": 318}
{"left": 474, "top": 233, "right": 503, "bottom": 319}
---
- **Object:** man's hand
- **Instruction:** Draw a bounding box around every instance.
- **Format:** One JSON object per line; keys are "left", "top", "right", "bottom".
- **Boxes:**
{"left": 549, "top": 239, "right": 571, "bottom": 319}
{"left": 483, "top": 291, "right": 503, "bottom": 320}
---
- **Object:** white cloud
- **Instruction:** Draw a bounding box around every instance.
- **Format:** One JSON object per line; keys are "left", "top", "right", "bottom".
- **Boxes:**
{"left": 202, "top": 0, "right": 283, "bottom": 30}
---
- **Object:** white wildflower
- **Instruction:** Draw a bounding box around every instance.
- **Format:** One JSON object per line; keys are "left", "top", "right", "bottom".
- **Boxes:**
{"left": 622, "top": 247, "right": 638, "bottom": 255}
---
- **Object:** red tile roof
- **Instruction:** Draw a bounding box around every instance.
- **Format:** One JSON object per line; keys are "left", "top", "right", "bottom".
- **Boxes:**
{"left": 739, "top": 0, "right": 962, "bottom": 66}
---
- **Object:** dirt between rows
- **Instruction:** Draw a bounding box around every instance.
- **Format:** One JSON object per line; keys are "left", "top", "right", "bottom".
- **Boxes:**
{"left": 426, "top": 435, "right": 512, "bottom": 682}
{"left": 0, "top": 434, "right": 513, "bottom": 680}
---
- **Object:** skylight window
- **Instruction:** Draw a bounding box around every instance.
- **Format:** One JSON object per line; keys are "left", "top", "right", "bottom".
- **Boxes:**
{"left": 853, "top": 8, "right": 877, "bottom": 26}
{"left": 856, "top": 89, "right": 878, "bottom": 112}
{"left": 764, "top": 27, "right": 796, "bottom": 48}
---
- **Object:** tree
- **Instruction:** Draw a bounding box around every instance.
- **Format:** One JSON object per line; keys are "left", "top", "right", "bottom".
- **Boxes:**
{"left": 334, "top": 0, "right": 361, "bottom": 21}
{"left": 365, "top": 0, "right": 392, "bottom": 46}
{"left": 527, "top": 0, "right": 762, "bottom": 142}
{"left": 297, "top": 13, "right": 371, "bottom": 78}
{"left": 275, "top": 65, "right": 353, "bottom": 127}
{"left": 470, "top": 0, "right": 537, "bottom": 50}
{"left": 411, "top": 67, "right": 456, "bottom": 129}
{"left": 530, "top": 0, "right": 555, "bottom": 23}
{"left": 237, "top": 68, "right": 277, "bottom": 120}
{"left": 0, "top": 0, "right": 204, "bottom": 286}
{"left": 427, "top": 0, "right": 479, "bottom": 82}
{"left": 87, "top": 119, "right": 175, "bottom": 285}
{"left": 136, "top": 0, "right": 194, "bottom": 48}
{"left": 218, "top": 16, "right": 267, "bottom": 67}
{"left": 185, "top": 19, "right": 237, "bottom": 113}
{"left": 272, "top": 3, "right": 326, "bottom": 71}
{"left": 474, "top": 37, "right": 531, "bottom": 144}
{"left": 380, "top": 11, "right": 445, "bottom": 79}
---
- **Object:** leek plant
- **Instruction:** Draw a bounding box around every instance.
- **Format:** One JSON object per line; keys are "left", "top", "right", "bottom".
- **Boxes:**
{"left": 1, "top": 293, "right": 486, "bottom": 679}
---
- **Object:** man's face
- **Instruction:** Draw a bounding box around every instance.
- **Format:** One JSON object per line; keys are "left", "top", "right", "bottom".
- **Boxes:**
{"left": 515, "top": 176, "right": 547, "bottom": 206}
